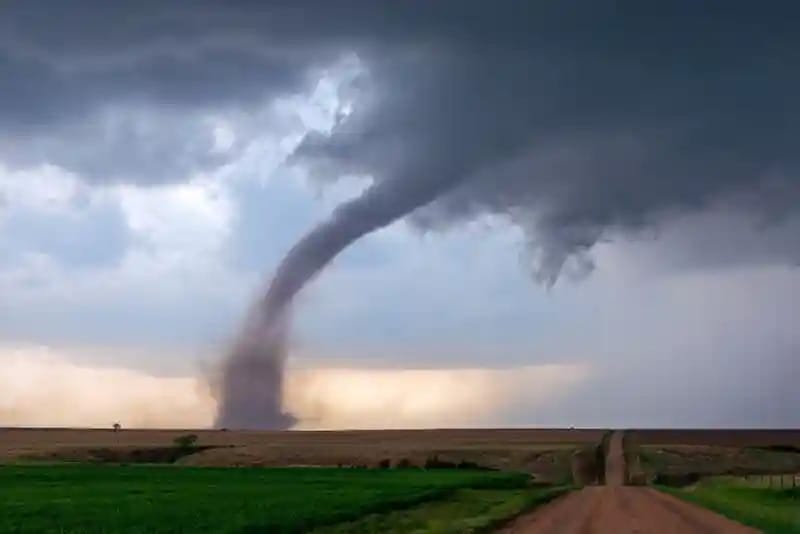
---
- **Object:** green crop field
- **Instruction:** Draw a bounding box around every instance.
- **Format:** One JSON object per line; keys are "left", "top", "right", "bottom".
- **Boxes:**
{"left": 314, "top": 486, "right": 567, "bottom": 533}
{"left": 662, "top": 477, "right": 800, "bottom": 534}
{"left": 1, "top": 465, "right": 533, "bottom": 533}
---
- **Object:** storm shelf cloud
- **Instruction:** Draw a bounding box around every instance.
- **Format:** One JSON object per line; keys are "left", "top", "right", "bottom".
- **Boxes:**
{"left": 1, "top": 1, "right": 799, "bottom": 428}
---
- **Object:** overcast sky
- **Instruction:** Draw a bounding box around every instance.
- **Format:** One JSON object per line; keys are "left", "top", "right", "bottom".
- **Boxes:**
{"left": 1, "top": 1, "right": 798, "bottom": 428}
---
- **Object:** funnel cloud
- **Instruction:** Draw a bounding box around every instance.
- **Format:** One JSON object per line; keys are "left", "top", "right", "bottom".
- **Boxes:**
{"left": 216, "top": 175, "right": 464, "bottom": 427}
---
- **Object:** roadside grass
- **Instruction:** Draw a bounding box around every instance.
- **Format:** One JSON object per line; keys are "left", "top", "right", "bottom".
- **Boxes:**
{"left": 660, "top": 477, "right": 800, "bottom": 533}
{"left": 640, "top": 445, "right": 800, "bottom": 484}
{"left": 313, "top": 485, "right": 569, "bottom": 534}
{"left": 0, "top": 464, "right": 530, "bottom": 533}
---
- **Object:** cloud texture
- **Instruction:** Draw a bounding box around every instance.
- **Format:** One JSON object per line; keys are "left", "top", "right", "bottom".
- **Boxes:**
{"left": 2, "top": 2, "right": 798, "bottom": 281}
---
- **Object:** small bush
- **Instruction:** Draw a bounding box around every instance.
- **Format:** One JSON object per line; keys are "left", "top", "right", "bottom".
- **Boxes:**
{"left": 654, "top": 472, "right": 702, "bottom": 487}
{"left": 571, "top": 448, "right": 599, "bottom": 487}
{"left": 173, "top": 434, "right": 199, "bottom": 450}
{"left": 752, "top": 445, "right": 800, "bottom": 454}
{"left": 424, "top": 455, "right": 455, "bottom": 469}
{"left": 422, "top": 455, "right": 493, "bottom": 471}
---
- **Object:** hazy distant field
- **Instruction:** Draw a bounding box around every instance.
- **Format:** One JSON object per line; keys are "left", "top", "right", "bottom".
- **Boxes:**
{"left": 1, "top": 428, "right": 603, "bottom": 483}
{"left": 1, "top": 465, "right": 535, "bottom": 533}
{"left": 1, "top": 427, "right": 603, "bottom": 450}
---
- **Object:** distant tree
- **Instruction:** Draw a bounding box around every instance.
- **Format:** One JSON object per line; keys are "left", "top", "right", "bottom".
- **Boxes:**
{"left": 173, "top": 433, "right": 199, "bottom": 450}
{"left": 113, "top": 422, "right": 121, "bottom": 432}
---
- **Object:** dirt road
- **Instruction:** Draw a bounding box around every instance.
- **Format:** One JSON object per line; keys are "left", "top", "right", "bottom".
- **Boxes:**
{"left": 499, "top": 431, "right": 757, "bottom": 533}
{"left": 604, "top": 430, "right": 626, "bottom": 486}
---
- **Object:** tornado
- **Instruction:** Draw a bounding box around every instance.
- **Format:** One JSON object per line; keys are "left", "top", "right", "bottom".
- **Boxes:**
{"left": 215, "top": 175, "right": 460, "bottom": 429}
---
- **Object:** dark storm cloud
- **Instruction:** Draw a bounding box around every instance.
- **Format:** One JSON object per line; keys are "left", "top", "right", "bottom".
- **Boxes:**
{"left": 5, "top": 2, "right": 799, "bottom": 228}
{"left": 0, "top": 1, "right": 327, "bottom": 183}
{"left": 291, "top": 1, "right": 800, "bottom": 280}
{"left": 5, "top": 1, "right": 800, "bottom": 427}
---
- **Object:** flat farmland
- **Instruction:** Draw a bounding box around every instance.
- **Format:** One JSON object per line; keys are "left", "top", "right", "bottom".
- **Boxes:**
{"left": 631, "top": 429, "right": 800, "bottom": 448}
{"left": 0, "top": 428, "right": 604, "bottom": 483}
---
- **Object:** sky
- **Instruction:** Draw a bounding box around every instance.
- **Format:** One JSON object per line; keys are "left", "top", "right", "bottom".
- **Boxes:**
{"left": 1, "top": 1, "right": 798, "bottom": 429}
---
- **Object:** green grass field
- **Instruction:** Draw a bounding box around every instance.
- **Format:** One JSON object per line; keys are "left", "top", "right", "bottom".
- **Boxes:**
{"left": 314, "top": 486, "right": 567, "bottom": 534}
{"left": 662, "top": 478, "right": 800, "bottom": 533}
{"left": 1, "top": 465, "right": 533, "bottom": 533}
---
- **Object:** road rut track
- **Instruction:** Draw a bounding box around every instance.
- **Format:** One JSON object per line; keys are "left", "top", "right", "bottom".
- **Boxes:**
{"left": 498, "top": 431, "right": 758, "bottom": 533}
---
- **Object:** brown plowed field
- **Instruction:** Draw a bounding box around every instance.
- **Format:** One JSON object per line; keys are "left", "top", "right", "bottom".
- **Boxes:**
{"left": 0, "top": 427, "right": 603, "bottom": 454}
{"left": 632, "top": 429, "right": 800, "bottom": 447}
{"left": 0, "top": 427, "right": 601, "bottom": 481}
